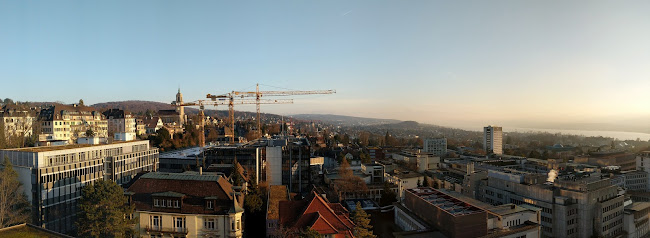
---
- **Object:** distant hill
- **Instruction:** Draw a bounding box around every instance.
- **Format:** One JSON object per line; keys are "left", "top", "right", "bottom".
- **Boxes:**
{"left": 90, "top": 100, "right": 279, "bottom": 120}
{"left": 291, "top": 114, "right": 401, "bottom": 126}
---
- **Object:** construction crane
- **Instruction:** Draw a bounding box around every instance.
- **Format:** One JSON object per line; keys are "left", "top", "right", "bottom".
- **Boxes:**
{"left": 172, "top": 98, "right": 293, "bottom": 147}
{"left": 207, "top": 84, "right": 335, "bottom": 143}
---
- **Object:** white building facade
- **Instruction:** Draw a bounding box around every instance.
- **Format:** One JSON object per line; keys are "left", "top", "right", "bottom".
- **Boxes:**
{"left": 484, "top": 125, "right": 503, "bottom": 154}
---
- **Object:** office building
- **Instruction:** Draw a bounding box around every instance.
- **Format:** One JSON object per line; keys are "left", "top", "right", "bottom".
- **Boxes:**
{"left": 479, "top": 169, "right": 625, "bottom": 238}
{"left": 423, "top": 138, "right": 447, "bottom": 157}
{"left": 0, "top": 140, "right": 159, "bottom": 234}
{"left": 624, "top": 202, "right": 650, "bottom": 238}
{"left": 126, "top": 171, "right": 244, "bottom": 238}
{"left": 483, "top": 126, "right": 503, "bottom": 154}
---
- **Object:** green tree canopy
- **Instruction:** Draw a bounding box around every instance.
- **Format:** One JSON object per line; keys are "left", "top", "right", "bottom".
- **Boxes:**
{"left": 352, "top": 202, "right": 376, "bottom": 238}
{"left": 379, "top": 182, "right": 398, "bottom": 207}
{"left": 0, "top": 157, "right": 30, "bottom": 228}
{"left": 299, "top": 227, "right": 323, "bottom": 238}
{"left": 76, "top": 179, "right": 134, "bottom": 237}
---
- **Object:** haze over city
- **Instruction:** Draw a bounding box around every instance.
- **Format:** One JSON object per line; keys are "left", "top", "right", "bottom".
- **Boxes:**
{"left": 1, "top": 1, "right": 649, "bottom": 132}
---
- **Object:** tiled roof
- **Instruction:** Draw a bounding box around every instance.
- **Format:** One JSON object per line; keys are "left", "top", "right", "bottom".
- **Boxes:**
{"left": 127, "top": 171, "right": 238, "bottom": 215}
{"left": 279, "top": 192, "right": 355, "bottom": 236}
{"left": 158, "top": 109, "right": 180, "bottom": 116}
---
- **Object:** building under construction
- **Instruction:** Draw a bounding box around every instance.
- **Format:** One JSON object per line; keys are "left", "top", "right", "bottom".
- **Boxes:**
{"left": 158, "top": 136, "right": 315, "bottom": 194}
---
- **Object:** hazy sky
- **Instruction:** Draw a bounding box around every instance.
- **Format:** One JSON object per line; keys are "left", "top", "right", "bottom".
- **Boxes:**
{"left": 1, "top": 1, "right": 649, "bottom": 128}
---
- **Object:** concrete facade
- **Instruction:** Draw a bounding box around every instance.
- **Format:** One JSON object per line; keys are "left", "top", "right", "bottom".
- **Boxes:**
{"left": 0, "top": 140, "right": 159, "bottom": 234}
{"left": 483, "top": 126, "right": 503, "bottom": 155}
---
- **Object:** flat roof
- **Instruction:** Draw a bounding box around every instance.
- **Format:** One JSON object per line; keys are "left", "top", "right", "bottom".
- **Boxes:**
{"left": 488, "top": 204, "right": 536, "bottom": 216}
{"left": 626, "top": 202, "right": 650, "bottom": 212}
{"left": 407, "top": 188, "right": 485, "bottom": 217}
{"left": 159, "top": 147, "right": 203, "bottom": 159}
{"left": 140, "top": 171, "right": 222, "bottom": 182}
{"left": 3, "top": 140, "right": 143, "bottom": 153}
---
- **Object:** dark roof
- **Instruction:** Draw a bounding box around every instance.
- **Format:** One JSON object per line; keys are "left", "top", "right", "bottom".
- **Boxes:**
{"left": 39, "top": 104, "right": 103, "bottom": 120}
{"left": 127, "top": 171, "right": 240, "bottom": 215}
{"left": 158, "top": 109, "right": 180, "bottom": 116}
{"left": 102, "top": 108, "right": 131, "bottom": 119}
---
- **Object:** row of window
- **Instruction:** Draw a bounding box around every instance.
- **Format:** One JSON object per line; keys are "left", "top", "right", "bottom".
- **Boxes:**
{"left": 603, "top": 219, "right": 622, "bottom": 232}
{"left": 150, "top": 215, "right": 240, "bottom": 232}
{"left": 602, "top": 201, "right": 623, "bottom": 213}
{"left": 154, "top": 199, "right": 180, "bottom": 208}
{"left": 603, "top": 210, "right": 622, "bottom": 223}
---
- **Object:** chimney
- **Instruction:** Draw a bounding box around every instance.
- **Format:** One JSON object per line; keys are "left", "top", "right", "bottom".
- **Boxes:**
{"left": 199, "top": 167, "right": 203, "bottom": 175}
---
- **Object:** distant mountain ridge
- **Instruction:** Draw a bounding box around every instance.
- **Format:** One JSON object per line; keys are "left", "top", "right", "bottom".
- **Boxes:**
{"left": 291, "top": 114, "right": 402, "bottom": 126}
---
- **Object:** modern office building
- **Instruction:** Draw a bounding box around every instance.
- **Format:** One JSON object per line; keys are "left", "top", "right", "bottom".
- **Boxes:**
{"left": 0, "top": 140, "right": 159, "bottom": 234}
{"left": 479, "top": 169, "right": 625, "bottom": 238}
{"left": 483, "top": 125, "right": 503, "bottom": 155}
{"left": 127, "top": 171, "right": 244, "bottom": 238}
{"left": 423, "top": 138, "right": 447, "bottom": 157}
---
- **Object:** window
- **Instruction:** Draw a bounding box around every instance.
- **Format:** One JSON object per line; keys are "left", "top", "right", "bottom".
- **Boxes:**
{"left": 151, "top": 215, "right": 161, "bottom": 229}
{"left": 207, "top": 201, "right": 213, "bottom": 209}
{"left": 205, "top": 218, "right": 216, "bottom": 230}
{"left": 154, "top": 199, "right": 160, "bottom": 207}
{"left": 174, "top": 217, "right": 185, "bottom": 232}
{"left": 174, "top": 200, "right": 180, "bottom": 208}
{"left": 231, "top": 219, "right": 235, "bottom": 230}
{"left": 167, "top": 200, "right": 172, "bottom": 207}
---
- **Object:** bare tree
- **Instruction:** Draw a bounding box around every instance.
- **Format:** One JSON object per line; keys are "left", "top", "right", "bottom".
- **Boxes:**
{"left": 0, "top": 157, "right": 30, "bottom": 228}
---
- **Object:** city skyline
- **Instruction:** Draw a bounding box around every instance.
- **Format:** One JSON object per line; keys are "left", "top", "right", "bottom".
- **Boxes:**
{"left": 1, "top": 1, "right": 649, "bottom": 131}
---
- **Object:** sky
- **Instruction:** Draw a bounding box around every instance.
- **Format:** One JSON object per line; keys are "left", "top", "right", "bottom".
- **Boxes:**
{"left": 1, "top": 1, "right": 649, "bottom": 130}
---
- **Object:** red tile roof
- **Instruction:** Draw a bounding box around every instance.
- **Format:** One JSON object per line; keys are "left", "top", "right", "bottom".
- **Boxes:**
{"left": 279, "top": 192, "right": 355, "bottom": 237}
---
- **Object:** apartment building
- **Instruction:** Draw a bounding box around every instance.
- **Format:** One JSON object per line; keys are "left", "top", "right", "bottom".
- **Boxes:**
{"left": 102, "top": 109, "right": 136, "bottom": 140}
{"left": 624, "top": 202, "right": 650, "bottom": 238}
{"left": 127, "top": 171, "right": 244, "bottom": 238}
{"left": 0, "top": 104, "right": 37, "bottom": 139}
{"left": 39, "top": 104, "right": 108, "bottom": 143}
{"left": 483, "top": 125, "right": 503, "bottom": 154}
{"left": 0, "top": 140, "right": 159, "bottom": 234}
{"left": 423, "top": 138, "right": 447, "bottom": 157}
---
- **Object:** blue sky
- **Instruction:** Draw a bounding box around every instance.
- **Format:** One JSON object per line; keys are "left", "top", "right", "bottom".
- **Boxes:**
{"left": 1, "top": 1, "right": 649, "bottom": 128}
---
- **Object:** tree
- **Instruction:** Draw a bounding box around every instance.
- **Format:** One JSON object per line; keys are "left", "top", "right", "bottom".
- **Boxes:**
{"left": 230, "top": 159, "right": 244, "bottom": 186}
{"left": 379, "top": 182, "right": 397, "bottom": 207}
{"left": 422, "top": 176, "right": 431, "bottom": 187}
{"left": 76, "top": 179, "right": 135, "bottom": 237}
{"left": 85, "top": 129, "right": 94, "bottom": 137}
{"left": 0, "top": 157, "right": 30, "bottom": 228}
{"left": 417, "top": 179, "right": 422, "bottom": 187}
{"left": 78, "top": 99, "right": 84, "bottom": 106}
{"left": 299, "top": 227, "right": 323, "bottom": 238}
{"left": 352, "top": 202, "right": 376, "bottom": 238}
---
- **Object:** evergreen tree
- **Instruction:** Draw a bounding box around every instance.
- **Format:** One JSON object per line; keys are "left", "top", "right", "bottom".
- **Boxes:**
{"left": 352, "top": 202, "right": 376, "bottom": 238}
{"left": 76, "top": 179, "right": 135, "bottom": 237}
{"left": 379, "top": 182, "right": 398, "bottom": 207}
{"left": 422, "top": 176, "right": 431, "bottom": 187}
{"left": 230, "top": 159, "right": 244, "bottom": 186}
{"left": 0, "top": 157, "right": 30, "bottom": 228}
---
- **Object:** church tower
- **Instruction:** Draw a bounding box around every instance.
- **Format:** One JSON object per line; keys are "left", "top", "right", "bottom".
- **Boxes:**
{"left": 176, "top": 88, "right": 185, "bottom": 125}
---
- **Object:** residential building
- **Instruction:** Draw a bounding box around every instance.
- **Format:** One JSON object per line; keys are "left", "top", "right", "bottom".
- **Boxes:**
{"left": 361, "top": 163, "right": 385, "bottom": 184}
{"left": 102, "top": 109, "right": 136, "bottom": 141}
{"left": 483, "top": 125, "right": 503, "bottom": 154}
{"left": 144, "top": 117, "right": 164, "bottom": 134}
{"left": 624, "top": 202, "right": 650, "bottom": 238}
{"left": 267, "top": 185, "right": 289, "bottom": 238}
{"left": 423, "top": 138, "right": 447, "bottom": 157}
{"left": 279, "top": 191, "right": 355, "bottom": 237}
{"left": 367, "top": 147, "right": 385, "bottom": 160}
{"left": 38, "top": 104, "right": 108, "bottom": 144}
{"left": 0, "top": 104, "right": 37, "bottom": 140}
{"left": 127, "top": 171, "right": 244, "bottom": 238}
{"left": 0, "top": 140, "right": 159, "bottom": 234}
{"left": 479, "top": 169, "right": 625, "bottom": 238}
{"left": 135, "top": 118, "right": 146, "bottom": 136}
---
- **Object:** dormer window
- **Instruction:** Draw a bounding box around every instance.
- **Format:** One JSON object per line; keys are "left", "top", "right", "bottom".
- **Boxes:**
{"left": 174, "top": 200, "right": 180, "bottom": 208}
{"left": 207, "top": 201, "right": 213, "bottom": 209}
{"left": 154, "top": 199, "right": 160, "bottom": 207}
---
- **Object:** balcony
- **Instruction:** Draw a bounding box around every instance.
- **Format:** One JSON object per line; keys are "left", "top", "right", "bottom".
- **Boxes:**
{"left": 145, "top": 225, "right": 188, "bottom": 235}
